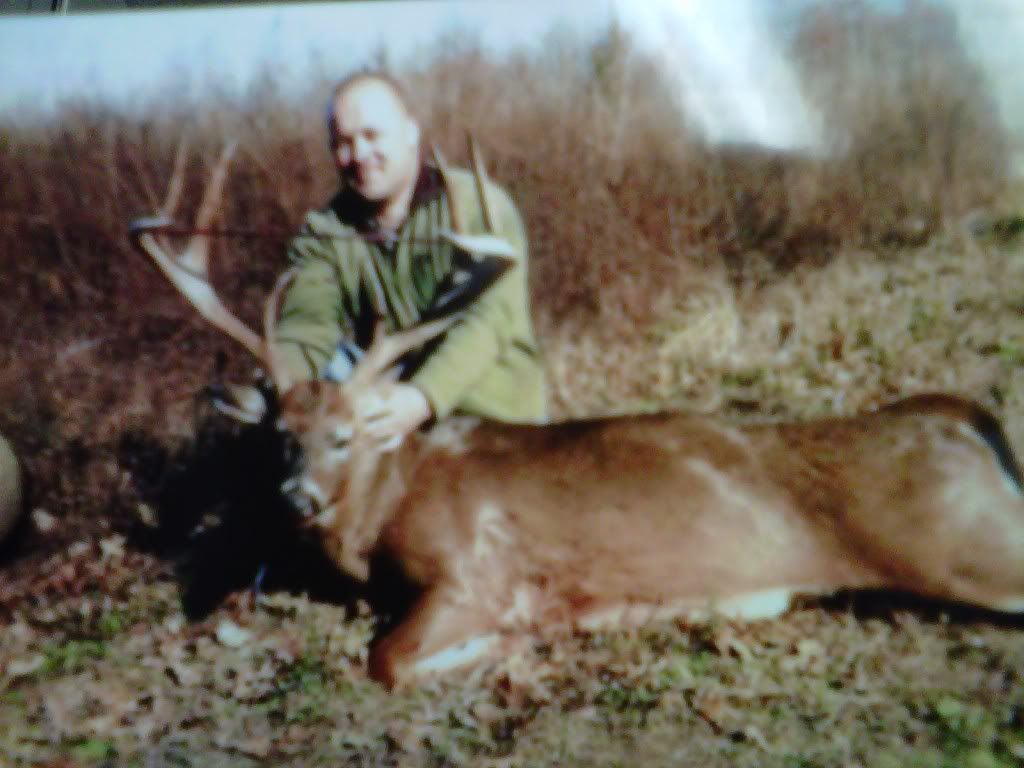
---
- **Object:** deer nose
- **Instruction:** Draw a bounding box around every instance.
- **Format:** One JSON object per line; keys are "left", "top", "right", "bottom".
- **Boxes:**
{"left": 279, "top": 430, "right": 302, "bottom": 471}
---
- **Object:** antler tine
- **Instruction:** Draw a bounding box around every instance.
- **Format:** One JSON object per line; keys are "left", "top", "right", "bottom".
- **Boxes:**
{"left": 178, "top": 141, "right": 237, "bottom": 276}
{"left": 348, "top": 315, "right": 462, "bottom": 395}
{"left": 262, "top": 267, "right": 297, "bottom": 393}
{"left": 161, "top": 132, "right": 190, "bottom": 220}
{"left": 149, "top": 133, "right": 190, "bottom": 257}
{"left": 467, "top": 133, "right": 495, "bottom": 234}
{"left": 432, "top": 142, "right": 464, "bottom": 234}
{"left": 194, "top": 141, "right": 237, "bottom": 230}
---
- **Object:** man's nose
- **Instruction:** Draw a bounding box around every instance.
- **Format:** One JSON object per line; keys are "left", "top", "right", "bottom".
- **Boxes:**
{"left": 353, "top": 135, "right": 370, "bottom": 162}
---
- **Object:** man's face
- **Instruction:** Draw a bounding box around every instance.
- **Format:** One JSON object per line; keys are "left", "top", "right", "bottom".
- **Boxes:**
{"left": 331, "top": 81, "right": 420, "bottom": 204}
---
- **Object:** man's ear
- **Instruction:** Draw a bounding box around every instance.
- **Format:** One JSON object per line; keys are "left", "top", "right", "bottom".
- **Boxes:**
{"left": 406, "top": 118, "right": 421, "bottom": 149}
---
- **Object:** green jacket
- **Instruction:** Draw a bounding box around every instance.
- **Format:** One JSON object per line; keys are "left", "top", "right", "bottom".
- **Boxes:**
{"left": 274, "top": 163, "right": 547, "bottom": 423}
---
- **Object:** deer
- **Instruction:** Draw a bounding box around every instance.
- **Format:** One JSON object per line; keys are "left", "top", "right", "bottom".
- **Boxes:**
{"left": 130, "top": 140, "right": 1024, "bottom": 691}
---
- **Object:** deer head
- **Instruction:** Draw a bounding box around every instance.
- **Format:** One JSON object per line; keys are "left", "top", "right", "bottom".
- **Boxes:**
{"left": 275, "top": 315, "right": 464, "bottom": 580}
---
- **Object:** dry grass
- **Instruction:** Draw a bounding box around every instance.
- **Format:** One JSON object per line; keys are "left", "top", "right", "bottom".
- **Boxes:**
{"left": 1, "top": 2, "right": 1024, "bottom": 766}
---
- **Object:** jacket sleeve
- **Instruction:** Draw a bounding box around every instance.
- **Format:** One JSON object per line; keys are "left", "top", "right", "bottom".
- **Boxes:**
{"left": 410, "top": 186, "right": 530, "bottom": 419}
{"left": 272, "top": 216, "right": 348, "bottom": 381}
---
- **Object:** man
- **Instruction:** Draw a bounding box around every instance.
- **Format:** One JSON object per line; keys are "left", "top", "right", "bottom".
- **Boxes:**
{"left": 273, "top": 72, "right": 547, "bottom": 440}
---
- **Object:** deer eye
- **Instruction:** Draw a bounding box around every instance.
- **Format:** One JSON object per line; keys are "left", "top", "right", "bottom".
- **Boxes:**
{"left": 333, "top": 424, "right": 354, "bottom": 446}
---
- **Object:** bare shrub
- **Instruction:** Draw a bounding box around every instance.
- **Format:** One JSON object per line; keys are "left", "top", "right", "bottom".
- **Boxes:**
{"left": 792, "top": 0, "right": 1008, "bottom": 244}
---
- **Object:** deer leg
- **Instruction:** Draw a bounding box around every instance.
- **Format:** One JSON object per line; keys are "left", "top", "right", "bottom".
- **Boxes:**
{"left": 368, "top": 585, "right": 505, "bottom": 690}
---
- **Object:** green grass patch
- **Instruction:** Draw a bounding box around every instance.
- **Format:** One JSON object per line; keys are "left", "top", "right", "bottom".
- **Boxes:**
{"left": 41, "top": 638, "right": 108, "bottom": 676}
{"left": 909, "top": 299, "right": 938, "bottom": 342}
{"left": 69, "top": 738, "right": 117, "bottom": 764}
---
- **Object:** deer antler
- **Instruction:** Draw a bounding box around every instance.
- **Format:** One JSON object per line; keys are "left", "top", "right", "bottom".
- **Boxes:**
{"left": 163, "top": 132, "right": 190, "bottom": 223}
{"left": 129, "top": 141, "right": 267, "bottom": 365}
{"left": 347, "top": 315, "right": 463, "bottom": 397}
{"left": 431, "top": 136, "right": 517, "bottom": 264}
{"left": 431, "top": 142, "right": 463, "bottom": 235}
{"left": 467, "top": 133, "right": 495, "bottom": 234}
{"left": 432, "top": 134, "right": 496, "bottom": 236}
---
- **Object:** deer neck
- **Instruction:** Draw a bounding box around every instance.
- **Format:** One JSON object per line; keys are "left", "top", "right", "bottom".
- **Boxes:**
{"left": 326, "top": 435, "right": 423, "bottom": 581}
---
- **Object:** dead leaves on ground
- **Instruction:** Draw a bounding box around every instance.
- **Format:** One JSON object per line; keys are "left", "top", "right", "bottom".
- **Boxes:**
{"left": 1, "top": 533, "right": 1023, "bottom": 766}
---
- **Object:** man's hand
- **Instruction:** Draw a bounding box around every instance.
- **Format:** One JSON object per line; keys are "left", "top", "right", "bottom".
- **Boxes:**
{"left": 357, "top": 383, "right": 433, "bottom": 448}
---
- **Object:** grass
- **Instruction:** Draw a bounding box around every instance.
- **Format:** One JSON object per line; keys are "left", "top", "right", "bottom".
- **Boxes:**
{"left": 1, "top": 1, "right": 1024, "bottom": 766}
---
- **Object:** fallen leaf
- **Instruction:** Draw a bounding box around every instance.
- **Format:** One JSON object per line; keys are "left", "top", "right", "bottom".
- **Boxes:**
{"left": 215, "top": 619, "right": 251, "bottom": 649}
{"left": 5, "top": 653, "right": 45, "bottom": 677}
{"left": 236, "top": 736, "right": 272, "bottom": 759}
{"left": 32, "top": 508, "right": 58, "bottom": 534}
{"left": 98, "top": 535, "right": 126, "bottom": 561}
{"left": 68, "top": 541, "right": 91, "bottom": 558}
{"left": 135, "top": 502, "right": 158, "bottom": 528}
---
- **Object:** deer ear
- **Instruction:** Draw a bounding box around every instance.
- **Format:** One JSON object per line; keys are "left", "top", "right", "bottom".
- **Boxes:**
{"left": 211, "top": 383, "right": 267, "bottom": 424}
{"left": 406, "top": 119, "right": 421, "bottom": 150}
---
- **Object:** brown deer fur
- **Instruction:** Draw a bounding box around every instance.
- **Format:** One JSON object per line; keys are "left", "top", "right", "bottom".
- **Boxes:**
{"left": 280, "top": 383, "right": 1024, "bottom": 689}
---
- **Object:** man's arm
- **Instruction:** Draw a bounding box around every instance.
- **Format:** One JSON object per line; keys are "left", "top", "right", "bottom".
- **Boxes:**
{"left": 273, "top": 215, "right": 349, "bottom": 382}
{"left": 409, "top": 184, "right": 530, "bottom": 419}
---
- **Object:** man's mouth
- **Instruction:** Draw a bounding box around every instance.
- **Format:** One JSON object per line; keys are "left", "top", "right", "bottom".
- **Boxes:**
{"left": 355, "top": 165, "right": 382, "bottom": 185}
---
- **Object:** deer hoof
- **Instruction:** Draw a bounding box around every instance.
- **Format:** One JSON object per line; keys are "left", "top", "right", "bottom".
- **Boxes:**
{"left": 367, "top": 641, "right": 405, "bottom": 691}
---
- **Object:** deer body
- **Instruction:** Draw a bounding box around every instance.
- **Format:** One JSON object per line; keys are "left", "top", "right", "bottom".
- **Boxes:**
{"left": 130, "top": 140, "right": 1024, "bottom": 691}
{"left": 286, "top": 392, "right": 1024, "bottom": 688}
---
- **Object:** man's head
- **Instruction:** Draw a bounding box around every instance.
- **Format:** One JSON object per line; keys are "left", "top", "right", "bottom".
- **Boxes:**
{"left": 328, "top": 72, "right": 421, "bottom": 206}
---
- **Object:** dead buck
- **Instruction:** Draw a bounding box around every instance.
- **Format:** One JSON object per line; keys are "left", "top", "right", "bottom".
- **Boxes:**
{"left": 131, "top": 142, "right": 1024, "bottom": 690}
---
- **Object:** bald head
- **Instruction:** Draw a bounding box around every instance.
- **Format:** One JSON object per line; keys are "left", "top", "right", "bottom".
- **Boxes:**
{"left": 331, "top": 72, "right": 414, "bottom": 124}
{"left": 328, "top": 74, "right": 422, "bottom": 208}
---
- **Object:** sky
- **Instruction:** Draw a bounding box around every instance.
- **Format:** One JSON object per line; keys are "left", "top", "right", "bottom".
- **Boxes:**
{"left": 0, "top": 0, "right": 1021, "bottom": 152}
{"left": 0, "top": 1, "right": 615, "bottom": 113}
